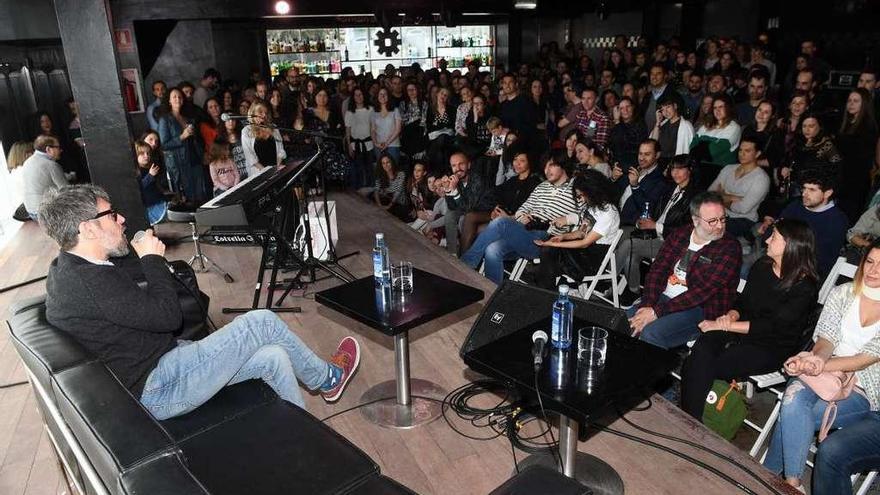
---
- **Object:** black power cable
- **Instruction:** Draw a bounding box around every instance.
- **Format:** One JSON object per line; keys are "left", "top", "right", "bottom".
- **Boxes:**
{"left": 614, "top": 399, "right": 783, "bottom": 495}
{"left": 0, "top": 381, "right": 28, "bottom": 389}
{"left": 592, "top": 423, "right": 761, "bottom": 495}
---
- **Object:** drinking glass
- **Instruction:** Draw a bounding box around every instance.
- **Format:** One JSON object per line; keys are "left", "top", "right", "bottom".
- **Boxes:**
{"left": 391, "top": 261, "right": 413, "bottom": 292}
{"left": 578, "top": 326, "right": 608, "bottom": 367}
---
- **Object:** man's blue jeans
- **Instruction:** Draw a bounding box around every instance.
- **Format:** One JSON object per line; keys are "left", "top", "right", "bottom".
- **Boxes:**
{"left": 764, "top": 378, "right": 871, "bottom": 480}
{"left": 625, "top": 295, "right": 703, "bottom": 349}
{"left": 813, "top": 412, "right": 880, "bottom": 495}
{"left": 461, "top": 217, "right": 548, "bottom": 284}
{"left": 140, "top": 310, "right": 331, "bottom": 420}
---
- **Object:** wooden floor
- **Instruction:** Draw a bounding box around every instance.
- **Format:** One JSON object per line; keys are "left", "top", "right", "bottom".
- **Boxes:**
{"left": 0, "top": 193, "right": 798, "bottom": 495}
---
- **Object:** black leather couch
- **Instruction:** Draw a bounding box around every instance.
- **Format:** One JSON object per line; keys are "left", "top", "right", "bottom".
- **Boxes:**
{"left": 6, "top": 296, "right": 414, "bottom": 495}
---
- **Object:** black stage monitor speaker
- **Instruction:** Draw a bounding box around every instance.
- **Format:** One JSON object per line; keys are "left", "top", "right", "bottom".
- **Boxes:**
{"left": 460, "top": 281, "right": 630, "bottom": 358}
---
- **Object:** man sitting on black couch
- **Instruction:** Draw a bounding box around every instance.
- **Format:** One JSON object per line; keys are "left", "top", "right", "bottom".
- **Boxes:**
{"left": 38, "top": 185, "right": 360, "bottom": 420}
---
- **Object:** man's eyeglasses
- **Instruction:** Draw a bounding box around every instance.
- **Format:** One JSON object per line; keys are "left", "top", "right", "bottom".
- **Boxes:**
{"left": 698, "top": 215, "right": 728, "bottom": 227}
{"left": 92, "top": 209, "right": 119, "bottom": 222}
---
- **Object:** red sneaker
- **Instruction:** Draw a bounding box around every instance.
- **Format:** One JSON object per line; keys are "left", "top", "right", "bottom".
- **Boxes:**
{"left": 321, "top": 336, "right": 360, "bottom": 402}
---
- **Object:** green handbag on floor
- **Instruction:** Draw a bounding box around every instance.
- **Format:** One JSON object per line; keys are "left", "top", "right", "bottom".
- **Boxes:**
{"left": 702, "top": 380, "right": 748, "bottom": 440}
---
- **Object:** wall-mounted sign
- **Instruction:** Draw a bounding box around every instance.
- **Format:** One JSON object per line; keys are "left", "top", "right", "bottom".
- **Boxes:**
{"left": 115, "top": 29, "right": 134, "bottom": 53}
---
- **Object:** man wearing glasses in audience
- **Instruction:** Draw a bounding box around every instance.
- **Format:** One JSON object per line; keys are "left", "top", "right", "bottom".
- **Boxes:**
{"left": 628, "top": 191, "right": 742, "bottom": 349}
{"left": 23, "top": 135, "right": 69, "bottom": 221}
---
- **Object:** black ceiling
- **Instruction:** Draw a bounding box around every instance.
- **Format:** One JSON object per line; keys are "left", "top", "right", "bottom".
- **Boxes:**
{"left": 110, "top": 0, "right": 657, "bottom": 21}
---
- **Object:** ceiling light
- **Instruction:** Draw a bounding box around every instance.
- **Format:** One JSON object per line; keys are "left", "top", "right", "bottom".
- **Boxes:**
{"left": 514, "top": 0, "right": 537, "bottom": 9}
{"left": 274, "top": 1, "right": 292, "bottom": 15}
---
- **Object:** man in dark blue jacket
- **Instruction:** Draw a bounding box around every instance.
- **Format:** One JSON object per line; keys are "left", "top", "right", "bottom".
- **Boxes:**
{"left": 612, "top": 139, "right": 671, "bottom": 226}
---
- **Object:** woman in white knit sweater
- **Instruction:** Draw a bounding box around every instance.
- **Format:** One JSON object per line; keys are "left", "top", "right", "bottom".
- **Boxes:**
{"left": 763, "top": 240, "right": 880, "bottom": 491}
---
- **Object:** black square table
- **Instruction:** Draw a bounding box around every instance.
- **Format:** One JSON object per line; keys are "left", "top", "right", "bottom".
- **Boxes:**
{"left": 463, "top": 315, "right": 677, "bottom": 490}
{"left": 316, "top": 268, "right": 484, "bottom": 428}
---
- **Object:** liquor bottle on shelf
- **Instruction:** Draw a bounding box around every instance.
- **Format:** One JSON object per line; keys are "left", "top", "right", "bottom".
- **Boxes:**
{"left": 344, "top": 48, "right": 349, "bottom": 61}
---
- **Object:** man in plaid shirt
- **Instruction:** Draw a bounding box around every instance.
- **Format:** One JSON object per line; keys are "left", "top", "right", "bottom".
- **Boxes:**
{"left": 574, "top": 87, "right": 611, "bottom": 147}
{"left": 627, "top": 191, "right": 742, "bottom": 349}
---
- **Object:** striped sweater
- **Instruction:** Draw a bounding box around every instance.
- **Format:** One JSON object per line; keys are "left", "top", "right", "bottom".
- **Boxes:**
{"left": 514, "top": 179, "right": 579, "bottom": 236}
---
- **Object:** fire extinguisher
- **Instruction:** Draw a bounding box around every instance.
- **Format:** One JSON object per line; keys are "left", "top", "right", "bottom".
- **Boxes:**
{"left": 123, "top": 78, "right": 137, "bottom": 112}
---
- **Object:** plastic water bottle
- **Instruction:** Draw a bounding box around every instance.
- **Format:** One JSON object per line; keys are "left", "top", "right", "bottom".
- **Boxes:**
{"left": 640, "top": 202, "right": 651, "bottom": 221}
{"left": 373, "top": 233, "right": 391, "bottom": 286}
{"left": 551, "top": 285, "right": 573, "bottom": 349}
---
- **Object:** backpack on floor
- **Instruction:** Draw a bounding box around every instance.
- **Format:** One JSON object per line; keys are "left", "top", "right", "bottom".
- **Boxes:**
{"left": 702, "top": 380, "right": 748, "bottom": 440}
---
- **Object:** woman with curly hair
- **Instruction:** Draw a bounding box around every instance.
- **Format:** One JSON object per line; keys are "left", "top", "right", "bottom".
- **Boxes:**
{"left": 533, "top": 169, "right": 621, "bottom": 290}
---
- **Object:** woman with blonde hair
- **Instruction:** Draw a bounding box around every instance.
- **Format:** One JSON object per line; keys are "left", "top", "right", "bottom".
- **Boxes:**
{"left": 241, "top": 100, "right": 286, "bottom": 177}
{"left": 7, "top": 141, "right": 34, "bottom": 219}
{"left": 764, "top": 238, "right": 880, "bottom": 491}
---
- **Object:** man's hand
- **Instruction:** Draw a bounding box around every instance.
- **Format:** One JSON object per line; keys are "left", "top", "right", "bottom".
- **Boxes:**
{"left": 629, "top": 307, "right": 657, "bottom": 336}
{"left": 637, "top": 218, "right": 656, "bottom": 230}
{"left": 148, "top": 164, "right": 160, "bottom": 177}
{"left": 517, "top": 213, "right": 533, "bottom": 225}
{"left": 627, "top": 166, "right": 640, "bottom": 187}
{"left": 491, "top": 206, "right": 510, "bottom": 220}
{"left": 852, "top": 234, "right": 873, "bottom": 248}
{"left": 756, "top": 216, "right": 774, "bottom": 236}
{"left": 611, "top": 163, "right": 624, "bottom": 181}
{"left": 131, "top": 229, "right": 166, "bottom": 258}
{"left": 447, "top": 174, "right": 460, "bottom": 193}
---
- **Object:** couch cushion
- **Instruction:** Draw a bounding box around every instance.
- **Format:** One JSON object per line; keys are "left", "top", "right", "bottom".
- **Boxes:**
{"left": 179, "top": 400, "right": 379, "bottom": 495}
{"left": 118, "top": 453, "right": 209, "bottom": 495}
{"left": 7, "top": 302, "right": 94, "bottom": 397}
{"left": 52, "top": 362, "right": 177, "bottom": 495}
{"left": 159, "top": 380, "right": 279, "bottom": 442}
{"left": 346, "top": 475, "right": 418, "bottom": 494}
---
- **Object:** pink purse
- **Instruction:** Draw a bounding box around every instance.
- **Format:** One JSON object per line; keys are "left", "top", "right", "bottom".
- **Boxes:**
{"left": 799, "top": 371, "right": 862, "bottom": 442}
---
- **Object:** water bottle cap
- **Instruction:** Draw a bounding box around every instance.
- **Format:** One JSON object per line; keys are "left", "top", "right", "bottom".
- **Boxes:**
{"left": 376, "top": 233, "right": 384, "bottom": 240}
{"left": 558, "top": 284, "right": 570, "bottom": 295}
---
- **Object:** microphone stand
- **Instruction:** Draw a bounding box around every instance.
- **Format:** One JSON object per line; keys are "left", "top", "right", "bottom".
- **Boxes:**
{"left": 244, "top": 121, "right": 357, "bottom": 305}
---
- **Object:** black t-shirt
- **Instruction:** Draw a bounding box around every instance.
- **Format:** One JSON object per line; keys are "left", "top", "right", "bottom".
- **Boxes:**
{"left": 658, "top": 119, "right": 681, "bottom": 158}
{"left": 495, "top": 174, "right": 542, "bottom": 214}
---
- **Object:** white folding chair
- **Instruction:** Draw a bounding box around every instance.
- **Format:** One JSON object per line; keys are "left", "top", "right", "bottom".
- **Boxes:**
{"left": 577, "top": 229, "right": 625, "bottom": 307}
{"left": 818, "top": 256, "right": 858, "bottom": 304}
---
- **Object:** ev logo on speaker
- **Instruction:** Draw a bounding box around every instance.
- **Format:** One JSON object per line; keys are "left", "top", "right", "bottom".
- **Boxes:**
{"left": 490, "top": 312, "right": 505, "bottom": 324}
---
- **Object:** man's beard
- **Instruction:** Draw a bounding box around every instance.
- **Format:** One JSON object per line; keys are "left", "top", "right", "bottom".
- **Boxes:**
{"left": 104, "top": 235, "right": 130, "bottom": 258}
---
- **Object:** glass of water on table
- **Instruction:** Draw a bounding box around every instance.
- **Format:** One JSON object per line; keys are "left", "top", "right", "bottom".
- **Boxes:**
{"left": 391, "top": 261, "right": 414, "bottom": 292}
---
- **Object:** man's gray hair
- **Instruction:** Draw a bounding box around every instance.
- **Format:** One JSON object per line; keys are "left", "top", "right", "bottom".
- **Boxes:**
{"left": 39, "top": 184, "right": 110, "bottom": 251}
{"left": 689, "top": 190, "right": 725, "bottom": 218}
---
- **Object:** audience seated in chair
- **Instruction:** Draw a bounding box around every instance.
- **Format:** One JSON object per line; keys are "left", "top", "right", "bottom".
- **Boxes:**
{"left": 462, "top": 145, "right": 541, "bottom": 253}
{"left": 462, "top": 151, "right": 578, "bottom": 285}
{"left": 611, "top": 139, "right": 671, "bottom": 230}
{"left": 615, "top": 154, "right": 700, "bottom": 307}
{"left": 532, "top": 170, "right": 620, "bottom": 291}
{"left": 37, "top": 184, "right": 360, "bottom": 420}
{"left": 443, "top": 151, "right": 496, "bottom": 255}
{"left": 680, "top": 218, "right": 819, "bottom": 420}
{"left": 23, "top": 135, "right": 69, "bottom": 221}
{"left": 755, "top": 166, "right": 848, "bottom": 278}
{"left": 628, "top": 191, "right": 742, "bottom": 349}
{"left": 763, "top": 239, "right": 880, "bottom": 492}
{"left": 707, "top": 136, "right": 770, "bottom": 239}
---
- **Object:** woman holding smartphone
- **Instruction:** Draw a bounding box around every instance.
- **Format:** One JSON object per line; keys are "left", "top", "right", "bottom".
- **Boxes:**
{"left": 157, "top": 87, "right": 206, "bottom": 205}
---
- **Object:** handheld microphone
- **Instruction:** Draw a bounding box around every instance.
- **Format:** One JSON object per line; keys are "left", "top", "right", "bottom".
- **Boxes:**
{"left": 220, "top": 113, "right": 251, "bottom": 122}
{"left": 131, "top": 230, "right": 147, "bottom": 244}
{"left": 532, "top": 330, "right": 548, "bottom": 371}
